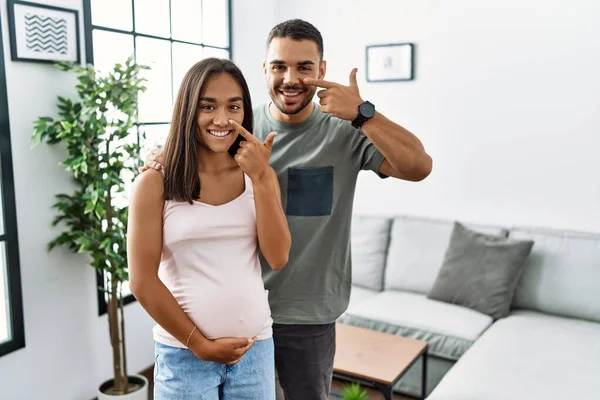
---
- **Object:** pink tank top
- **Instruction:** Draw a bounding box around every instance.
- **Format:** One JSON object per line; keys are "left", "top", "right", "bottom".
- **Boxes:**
{"left": 152, "top": 174, "right": 273, "bottom": 347}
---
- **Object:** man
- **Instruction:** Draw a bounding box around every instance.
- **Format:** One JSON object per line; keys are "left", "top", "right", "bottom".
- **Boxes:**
{"left": 146, "top": 19, "right": 432, "bottom": 400}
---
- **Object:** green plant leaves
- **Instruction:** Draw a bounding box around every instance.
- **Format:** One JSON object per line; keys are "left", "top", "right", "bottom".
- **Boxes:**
{"left": 341, "top": 382, "right": 369, "bottom": 400}
{"left": 31, "top": 55, "right": 149, "bottom": 286}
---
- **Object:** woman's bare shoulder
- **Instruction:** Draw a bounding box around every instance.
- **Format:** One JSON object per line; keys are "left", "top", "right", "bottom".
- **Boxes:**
{"left": 131, "top": 169, "right": 164, "bottom": 201}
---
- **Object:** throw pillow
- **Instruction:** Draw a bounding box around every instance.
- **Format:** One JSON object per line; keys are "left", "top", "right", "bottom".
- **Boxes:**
{"left": 427, "top": 222, "right": 534, "bottom": 319}
{"left": 351, "top": 216, "right": 392, "bottom": 291}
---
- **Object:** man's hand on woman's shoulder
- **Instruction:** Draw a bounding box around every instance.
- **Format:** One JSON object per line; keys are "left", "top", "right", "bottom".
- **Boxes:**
{"left": 140, "top": 147, "right": 165, "bottom": 173}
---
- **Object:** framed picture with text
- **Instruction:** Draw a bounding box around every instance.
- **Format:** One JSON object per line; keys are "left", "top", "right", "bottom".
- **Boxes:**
{"left": 366, "top": 43, "right": 414, "bottom": 82}
{"left": 7, "top": 0, "right": 81, "bottom": 64}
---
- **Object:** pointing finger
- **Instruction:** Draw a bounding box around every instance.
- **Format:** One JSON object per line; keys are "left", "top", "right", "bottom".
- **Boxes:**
{"left": 229, "top": 119, "right": 257, "bottom": 142}
{"left": 303, "top": 78, "right": 337, "bottom": 89}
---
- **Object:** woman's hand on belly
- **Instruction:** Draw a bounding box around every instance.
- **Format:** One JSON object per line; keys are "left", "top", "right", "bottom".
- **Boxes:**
{"left": 190, "top": 333, "right": 257, "bottom": 365}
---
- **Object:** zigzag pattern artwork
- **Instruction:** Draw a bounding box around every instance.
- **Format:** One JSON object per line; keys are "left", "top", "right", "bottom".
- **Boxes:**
{"left": 24, "top": 13, "right": 68, "bottom": 54}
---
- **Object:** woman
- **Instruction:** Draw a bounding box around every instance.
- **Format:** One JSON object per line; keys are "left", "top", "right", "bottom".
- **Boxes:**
{"left": 127, "top": 58, "right": 291, "bottom": 399}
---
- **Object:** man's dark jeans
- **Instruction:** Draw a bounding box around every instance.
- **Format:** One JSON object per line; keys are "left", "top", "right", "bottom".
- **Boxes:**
{"left": 273, "top": 322, "right": 336, "bottom": 400}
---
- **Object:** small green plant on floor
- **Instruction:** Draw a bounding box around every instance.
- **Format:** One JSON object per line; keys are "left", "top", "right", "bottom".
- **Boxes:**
{"left": 341, "top": 382, "right": 369, "bottom": 400}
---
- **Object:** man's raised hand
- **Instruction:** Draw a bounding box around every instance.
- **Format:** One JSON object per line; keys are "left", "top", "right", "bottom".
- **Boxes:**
{"left": 304, "top": 68, "right": 364, "bottom": 121}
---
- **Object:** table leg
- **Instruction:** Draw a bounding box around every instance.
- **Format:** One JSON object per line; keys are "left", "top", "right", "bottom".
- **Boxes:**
{"left": 374, "top": 383, "right": 394, "bottom": 400}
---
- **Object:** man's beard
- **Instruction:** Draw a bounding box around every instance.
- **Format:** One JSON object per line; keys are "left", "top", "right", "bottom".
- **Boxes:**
{"left": 272, "top": 85, "right": 316, "bottom": 115}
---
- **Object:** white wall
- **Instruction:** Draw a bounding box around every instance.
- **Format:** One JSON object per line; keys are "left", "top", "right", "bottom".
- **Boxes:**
{"left": 271, "top": 0, "right": 600, "bottom": 233}
{"left": 231, "top": 0, "right": 278, "bottom": 106}
{"left": 0, "top": 1, "right": 155, "bottom": 399}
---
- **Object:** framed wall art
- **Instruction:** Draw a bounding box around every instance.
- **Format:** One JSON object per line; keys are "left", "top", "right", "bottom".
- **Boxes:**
{"left": 7, "top": 0, "right": 81, "bottom": 64}
{"left": 366, "top": 43, "right": 414, "bottom": 82}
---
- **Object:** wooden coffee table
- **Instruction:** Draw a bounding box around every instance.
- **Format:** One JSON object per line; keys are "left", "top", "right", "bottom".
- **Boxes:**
{"left": 333, "top": 323, "right": 428, "bottom": 400}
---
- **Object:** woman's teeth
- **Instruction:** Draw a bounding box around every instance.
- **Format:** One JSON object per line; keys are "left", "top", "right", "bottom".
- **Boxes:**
{"left": 208, "top": 130, "right": 231, "bottom": 137}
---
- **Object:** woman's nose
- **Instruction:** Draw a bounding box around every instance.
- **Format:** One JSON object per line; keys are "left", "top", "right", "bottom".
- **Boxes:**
{"left": 213, "top": 108, "right": 229, "bottom": 126}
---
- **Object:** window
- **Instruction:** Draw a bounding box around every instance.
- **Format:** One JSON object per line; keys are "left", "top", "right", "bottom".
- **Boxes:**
{"left": 0, "top": 13, "right": 25, "bottom": 357}
{"left": 83, "top": 0, "right": 232, "bottom": 315}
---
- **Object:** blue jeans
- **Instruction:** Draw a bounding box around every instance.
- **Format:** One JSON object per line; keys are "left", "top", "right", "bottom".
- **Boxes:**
{"left": 154, "top": 338, "right": 275, "bottom": 400}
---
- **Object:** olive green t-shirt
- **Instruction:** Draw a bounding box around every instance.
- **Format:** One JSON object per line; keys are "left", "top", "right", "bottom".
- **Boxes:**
{"left": 253, "top": 103, "right": 386, "bottom": 324}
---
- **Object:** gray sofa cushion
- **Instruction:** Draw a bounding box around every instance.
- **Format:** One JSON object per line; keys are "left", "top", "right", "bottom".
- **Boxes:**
{"left": 351, "top": 216, "right": 392, "bottom": 291}
{"left": 339, "top": 290, "right": 493, "bottom": 361}
{"left": 384, "top": 216, "right": 508, "bottom": 294}
{"left": 428, "top": 222, "right": 534, "bottom": 320}
{"left": 511, "top": 227, "right": 600, "bottom": 323}
{"left": 427, "top": 310, "right": 600, "bottom": 400}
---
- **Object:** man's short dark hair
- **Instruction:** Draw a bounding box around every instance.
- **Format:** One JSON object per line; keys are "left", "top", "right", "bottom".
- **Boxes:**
{"left": 266, "top": 19, "right": 324, "bottom": 60}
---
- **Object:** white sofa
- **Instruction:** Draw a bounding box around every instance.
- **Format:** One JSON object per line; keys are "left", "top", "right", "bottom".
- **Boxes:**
{"left": 339, "top": 214, "right": 600, "bottom": 399}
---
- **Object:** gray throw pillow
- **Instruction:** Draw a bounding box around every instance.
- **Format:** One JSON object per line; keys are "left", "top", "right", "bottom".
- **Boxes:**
{"left": 427, "top": 222, "right": 534, "bottom": 319}
{"left": 351, "top": 217, "right": 392, "bottom": 291}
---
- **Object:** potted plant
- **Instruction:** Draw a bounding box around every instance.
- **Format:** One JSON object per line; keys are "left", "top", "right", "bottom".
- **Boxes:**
{"left": 341, "top": 382, "right": 369, "bottom": 400}
{"left": 31, "top": 56, "right": 150, "bottom": 399}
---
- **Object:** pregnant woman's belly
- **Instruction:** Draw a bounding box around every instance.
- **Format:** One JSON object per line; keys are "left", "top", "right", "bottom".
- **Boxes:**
{"left": 153, "top": 275, "right": 273, "bottom": 348}
{"left": 183, "top": 282, "right": 272, "bottom": 340}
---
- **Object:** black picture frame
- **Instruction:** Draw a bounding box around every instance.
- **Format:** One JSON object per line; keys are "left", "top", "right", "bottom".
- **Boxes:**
{"left": 7, "top": 0, "right": 81, "bottom": 64}
{"left": 366, "top": 43, "right": 415, "bottom": 83}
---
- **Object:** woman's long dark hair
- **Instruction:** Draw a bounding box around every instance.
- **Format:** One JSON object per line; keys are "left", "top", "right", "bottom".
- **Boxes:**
{"left": 162, "top": 58, "right": 253, "bottom": 203}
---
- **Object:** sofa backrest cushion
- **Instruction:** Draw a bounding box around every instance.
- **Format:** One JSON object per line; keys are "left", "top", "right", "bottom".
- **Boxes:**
{"left": 511, "top": 227, "right": 600, "bottom": 323}
{"left": 384, "top": 216, "right": 508, "bottom": 294}
{"left": 351, "top": 216, "right": 392, "bottom": 291}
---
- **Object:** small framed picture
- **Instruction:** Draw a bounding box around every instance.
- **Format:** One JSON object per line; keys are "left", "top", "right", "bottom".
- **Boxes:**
{"left": 366, "top": 43, "right": 414, "bottom": 82}
{"left": 7, "top": 0, "right": 81, "bottom": 64}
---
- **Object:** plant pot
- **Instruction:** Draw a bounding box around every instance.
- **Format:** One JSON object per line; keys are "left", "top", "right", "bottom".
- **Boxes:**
{"left": 97, "top": 374, "right": 149, "bottom": 400}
